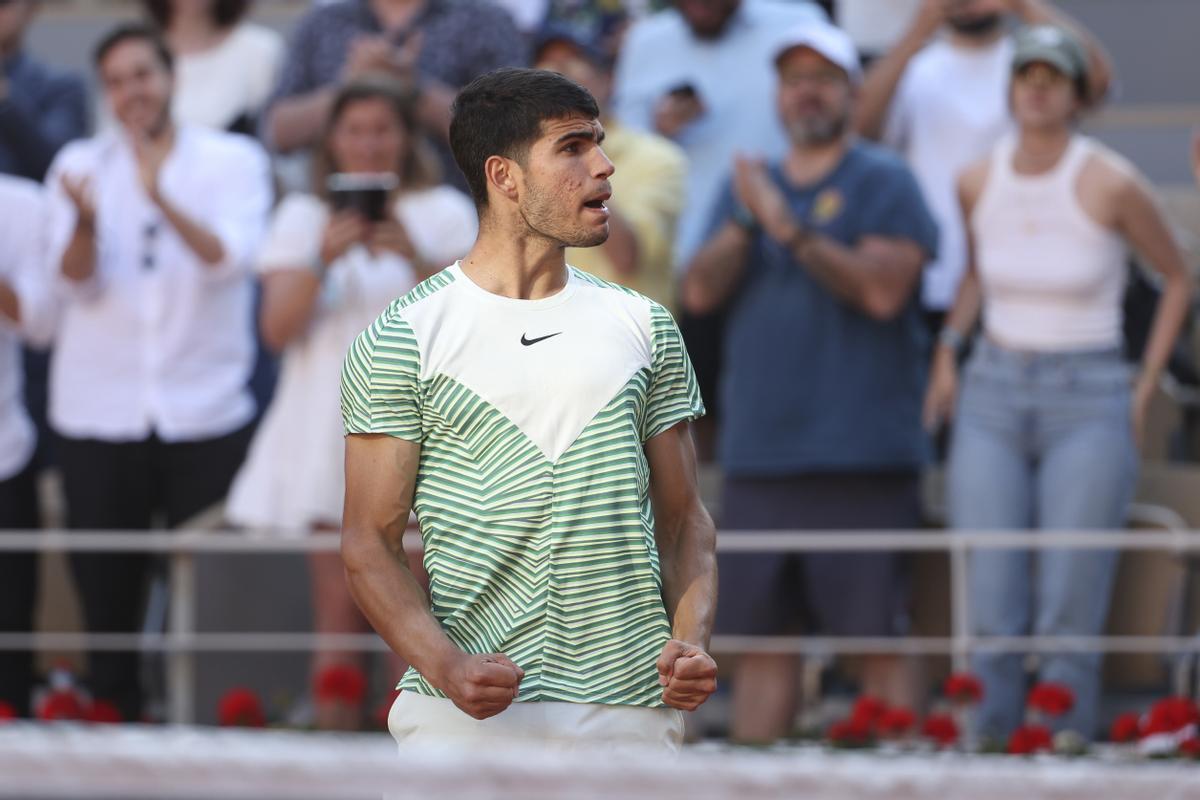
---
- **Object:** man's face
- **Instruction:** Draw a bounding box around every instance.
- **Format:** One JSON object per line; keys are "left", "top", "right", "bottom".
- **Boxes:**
{"left": 946, "top": 0, "right": 1008, "bottom": 38}
{"left": 534, "top": 42, "right": 610, "bottom": 111}
{"left": 673, "top": 0, "right": 740, "bottom": 40}
{"left": 776, "top": 47, "right": 853, "bottom": 147}
{"left": 99, "top": 39, "right": 173, "bottom": 137}
{"left": 514, "top": 114, "right": 614, "bottom": 249}
{"left": 0, "top": 0, "right": 35, "bottom": 54}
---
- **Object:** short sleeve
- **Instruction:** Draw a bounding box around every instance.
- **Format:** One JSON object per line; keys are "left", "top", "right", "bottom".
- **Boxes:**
{"left": 341, "top": 313, "right": 424, "bottom": 441}
{"left": 641, "top": 303, "right": 705, "bottom": 441}
{"left": 257, "top": 193, "right": 327, "bottom": 274}
{"left": 856, "top": 160, "right": 939, "bottom": 260}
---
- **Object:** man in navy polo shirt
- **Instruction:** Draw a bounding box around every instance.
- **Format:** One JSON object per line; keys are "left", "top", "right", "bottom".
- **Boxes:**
{"left": 683, "top": 20, "right": 938, "bottom": 744}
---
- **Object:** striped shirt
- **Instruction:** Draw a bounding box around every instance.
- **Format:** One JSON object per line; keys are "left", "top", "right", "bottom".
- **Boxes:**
{"left": 341, "top": 263, "right": 704, "bottom": 706}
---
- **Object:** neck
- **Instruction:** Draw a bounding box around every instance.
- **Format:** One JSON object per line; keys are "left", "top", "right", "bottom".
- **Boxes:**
{"left": 785, "top": 134, "right": 851, "bottom": 186}
{"left": 1014, "top": 125, "right": 1072, "bottom": 172}
{"left": 461, "top": 214, "right": 570, "bottom": 300}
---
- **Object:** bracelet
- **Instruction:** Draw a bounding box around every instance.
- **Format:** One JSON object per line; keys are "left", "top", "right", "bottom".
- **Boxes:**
{"left": 937, "top": 326, "right": 966, "bottom": 354}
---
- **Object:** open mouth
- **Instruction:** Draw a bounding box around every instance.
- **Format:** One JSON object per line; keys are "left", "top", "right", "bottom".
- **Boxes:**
{"left": 583, "top": 192, "right": 611, "bottom": 213}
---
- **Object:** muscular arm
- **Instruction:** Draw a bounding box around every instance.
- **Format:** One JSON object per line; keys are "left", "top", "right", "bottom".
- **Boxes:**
{"left": 646, "top": 422, "right": 718, "bottom": 710}
{"left": 647, "top": 422, "right": 717, "bottom": 648}
{"left": 341, "top": 433, "right": 522, "bottom": 718}
{"left": 680, "top": 222, "right": 753, "bottom": 315}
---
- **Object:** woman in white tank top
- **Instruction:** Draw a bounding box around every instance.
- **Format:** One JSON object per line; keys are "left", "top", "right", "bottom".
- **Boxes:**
{"left": 923, "top": 27, "right": 1192, "bottom": 744}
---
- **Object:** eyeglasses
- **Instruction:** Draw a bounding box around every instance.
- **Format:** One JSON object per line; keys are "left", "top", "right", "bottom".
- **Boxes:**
{"left": 142, "top": 221, "right": 159, "bottom": 271}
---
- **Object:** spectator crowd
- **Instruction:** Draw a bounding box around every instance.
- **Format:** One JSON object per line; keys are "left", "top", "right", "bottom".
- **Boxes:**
{"left": 0, "top": 0, "right": 1195, "bottom": 748}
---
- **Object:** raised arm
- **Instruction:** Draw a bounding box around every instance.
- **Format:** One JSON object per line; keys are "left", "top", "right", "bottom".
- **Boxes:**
{"left": 856, "top": 0, "right": 946, "bottom": 141}
{"left": 645, "top": 422, "right": 718, "bottom": 711}
{"left": 341, "top": 433, "right": 524, "bottom": 719}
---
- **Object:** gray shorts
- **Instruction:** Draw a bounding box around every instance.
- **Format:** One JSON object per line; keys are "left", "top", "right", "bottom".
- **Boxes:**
{"left": 713, "top": 473, "right": 919, "bottom": 637}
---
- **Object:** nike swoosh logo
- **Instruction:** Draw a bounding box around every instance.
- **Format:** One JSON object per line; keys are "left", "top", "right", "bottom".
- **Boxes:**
{"left": 520, "top": 332, "right": 562, "bottom": 346}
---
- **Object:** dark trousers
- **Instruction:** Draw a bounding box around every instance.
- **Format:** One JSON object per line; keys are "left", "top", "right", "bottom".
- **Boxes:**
{"left": 58, "top": 425, "right": 251, "bottom": 721}
{"left": 0, "top": 460, "right": 40, "bottom": 717}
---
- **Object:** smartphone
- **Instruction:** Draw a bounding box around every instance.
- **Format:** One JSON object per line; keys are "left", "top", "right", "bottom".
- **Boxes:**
{"left": 327, "top": 173, "right": 399, "bottom": 222}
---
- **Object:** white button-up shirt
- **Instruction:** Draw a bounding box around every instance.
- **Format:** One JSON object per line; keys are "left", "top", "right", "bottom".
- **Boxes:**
{"left": 613, "top": 0, "right": 827, "bottom": 267}
{"left": 43, "top": 126, "right": 272, "bottom": 443}
{"left": 0, "top": 175, "right": 53, "bottom": 480}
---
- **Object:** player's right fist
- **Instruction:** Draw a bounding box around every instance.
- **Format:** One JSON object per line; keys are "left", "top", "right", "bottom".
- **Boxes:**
{"left": 439, "top": 652, "right": 524, "bottom": 720}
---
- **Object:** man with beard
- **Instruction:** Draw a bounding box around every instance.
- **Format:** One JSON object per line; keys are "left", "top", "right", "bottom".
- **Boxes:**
{"left": 612, "top": 0, "right": 827, "bottom": 458}
{"left": 341, "top": 68, "right": 717, "bottom": 749}
{"left": 682, "top": 22, "right": 938, "bottom": 744}
{"left": 856, "top": 0, "right": 1112, "bottom": 335}
{"left": 44, "top": 23, "right": 271, "bottom": 721}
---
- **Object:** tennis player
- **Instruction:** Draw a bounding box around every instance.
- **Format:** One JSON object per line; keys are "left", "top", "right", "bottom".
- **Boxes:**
{"left": 340, "top": 67, "right": 717, "bottom": 750}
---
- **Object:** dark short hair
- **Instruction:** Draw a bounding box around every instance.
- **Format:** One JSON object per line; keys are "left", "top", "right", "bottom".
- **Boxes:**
{"left": 94, "top": 22, "right": 174, "bottom": 73}
{"left": 449, "top": 67, "right": 599, "bottom": 208}
{"left": 142, "top": 0, "right": 250, "bottom": 30}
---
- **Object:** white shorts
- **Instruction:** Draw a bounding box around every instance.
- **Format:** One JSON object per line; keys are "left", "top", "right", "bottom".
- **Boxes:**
{"left": 387, "top": 690, "right": 685, "bottom": 753}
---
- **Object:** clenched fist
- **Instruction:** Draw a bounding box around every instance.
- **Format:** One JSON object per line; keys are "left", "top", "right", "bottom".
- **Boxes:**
{"left": 656, "top": 639, "right": 717, "bottom": 711}
{"left": 438, "top": 652, "right": 524, "bottom": 720}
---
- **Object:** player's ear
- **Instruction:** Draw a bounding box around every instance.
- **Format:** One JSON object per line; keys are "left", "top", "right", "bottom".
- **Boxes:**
{"left": 484, "top": 155, "right": 521, "bottom": 204}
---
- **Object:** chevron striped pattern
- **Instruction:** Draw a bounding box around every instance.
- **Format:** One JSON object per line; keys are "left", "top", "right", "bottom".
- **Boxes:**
{"left": 341, "top": 268, "right": 704, "bottom": 707}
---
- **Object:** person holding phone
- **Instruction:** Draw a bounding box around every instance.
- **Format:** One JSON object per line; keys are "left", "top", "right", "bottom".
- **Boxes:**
{"left": 226, "top": 78, "right": 475, "bottom": 729}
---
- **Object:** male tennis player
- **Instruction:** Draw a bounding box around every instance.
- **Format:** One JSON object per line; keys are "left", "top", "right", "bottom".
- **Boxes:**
{"left": 341, "top": 67, "right": 717, "bottom": 750}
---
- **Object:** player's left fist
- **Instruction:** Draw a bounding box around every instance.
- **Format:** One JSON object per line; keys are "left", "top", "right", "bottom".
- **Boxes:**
{"left": 656, "top": 639, "right": 717, "bottom": 711}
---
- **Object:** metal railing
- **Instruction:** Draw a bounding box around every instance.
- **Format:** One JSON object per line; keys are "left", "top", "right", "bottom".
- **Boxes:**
{"left": 1, "top": 506, "right": 1197, "bottom": 724}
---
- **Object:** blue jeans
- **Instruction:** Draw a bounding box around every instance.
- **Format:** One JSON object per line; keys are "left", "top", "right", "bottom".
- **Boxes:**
{"left": 948, "top": 340, "right": 1138, "bottom": 741}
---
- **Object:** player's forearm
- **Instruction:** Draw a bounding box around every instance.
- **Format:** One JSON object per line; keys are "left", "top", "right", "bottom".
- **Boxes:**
{"left": 342, "top": 529, "right": 465, "bottom": 688}
{"left": 659, "top": 502, "right": 718, "bottom": 649}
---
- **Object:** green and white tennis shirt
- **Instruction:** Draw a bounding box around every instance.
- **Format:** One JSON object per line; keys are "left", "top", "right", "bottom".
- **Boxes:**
{"left": 341, "top": 262, "right": 704, "bottom": 707}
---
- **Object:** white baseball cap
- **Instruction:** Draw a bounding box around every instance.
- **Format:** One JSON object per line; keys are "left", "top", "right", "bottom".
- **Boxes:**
{"left": 772, "top": 21, "right": 863, "bottom": 85}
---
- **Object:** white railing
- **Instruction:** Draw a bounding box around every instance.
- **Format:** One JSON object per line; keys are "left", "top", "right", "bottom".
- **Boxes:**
{"left": 1, "top": 506, "right": 1198, "bottom": 724}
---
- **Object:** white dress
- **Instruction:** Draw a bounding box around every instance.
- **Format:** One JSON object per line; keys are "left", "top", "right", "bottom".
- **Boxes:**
{"left": 226, "top": 186, "right": 477, "bottom": 532}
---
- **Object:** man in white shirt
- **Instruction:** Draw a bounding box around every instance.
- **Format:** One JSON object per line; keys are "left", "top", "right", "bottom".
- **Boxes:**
{"left": 855, "top": 0, "right": 1112, "bottom": 330}
{"left": 44, "top": 23, "right": 272, "bottom": 722}
{"left": 0, "top": 174, "right": 53, "bottom": 719}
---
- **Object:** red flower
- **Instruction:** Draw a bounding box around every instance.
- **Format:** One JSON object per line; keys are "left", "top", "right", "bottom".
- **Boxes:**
{"left": 314, "top": 664, "right": 368, "bottom": 706}
{"left": 1007, "top": 724, "right": 1053, "bottom": 755}
{"left": 828, "top": 716, "right": 874, "bottom": 746}
{"left": 1027, "top": 683, "right": 1075, "bottom": 717}
{"left": 850, "top": 696, "right": 887, "bottom": 726}
{"left": 1109, "top": 712, "right": 1142, "bottom": 743}
{"left": 84, "top": 700, "right": 123, "bottom": 724}
{"left": 37, "top": 690, "right": 86, "bottom": 721}
{"left": 921, "top": 713, "right": 960, "bottom": 747}
{"left": 1179, "top": 738, "right": 1200, "bottom": 759}
{"left": 217, "top": 688, "right": 266, "bottom": 728}
{"left": 1144, "top": 697, "right": 1199, "bottom": 735}
{"left": 943, "top": 673, "right": 984, "bottom": 705}
{"left": 0, "top": 701, "right": 16, "bottom": 722}
{"left": 877, "top": 706, "right": 917, "bottom": 737}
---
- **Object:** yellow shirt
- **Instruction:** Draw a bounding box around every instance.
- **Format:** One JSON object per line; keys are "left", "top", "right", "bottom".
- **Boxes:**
{"left": 567, "top": 123, "right": 687, "bottom": 313}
